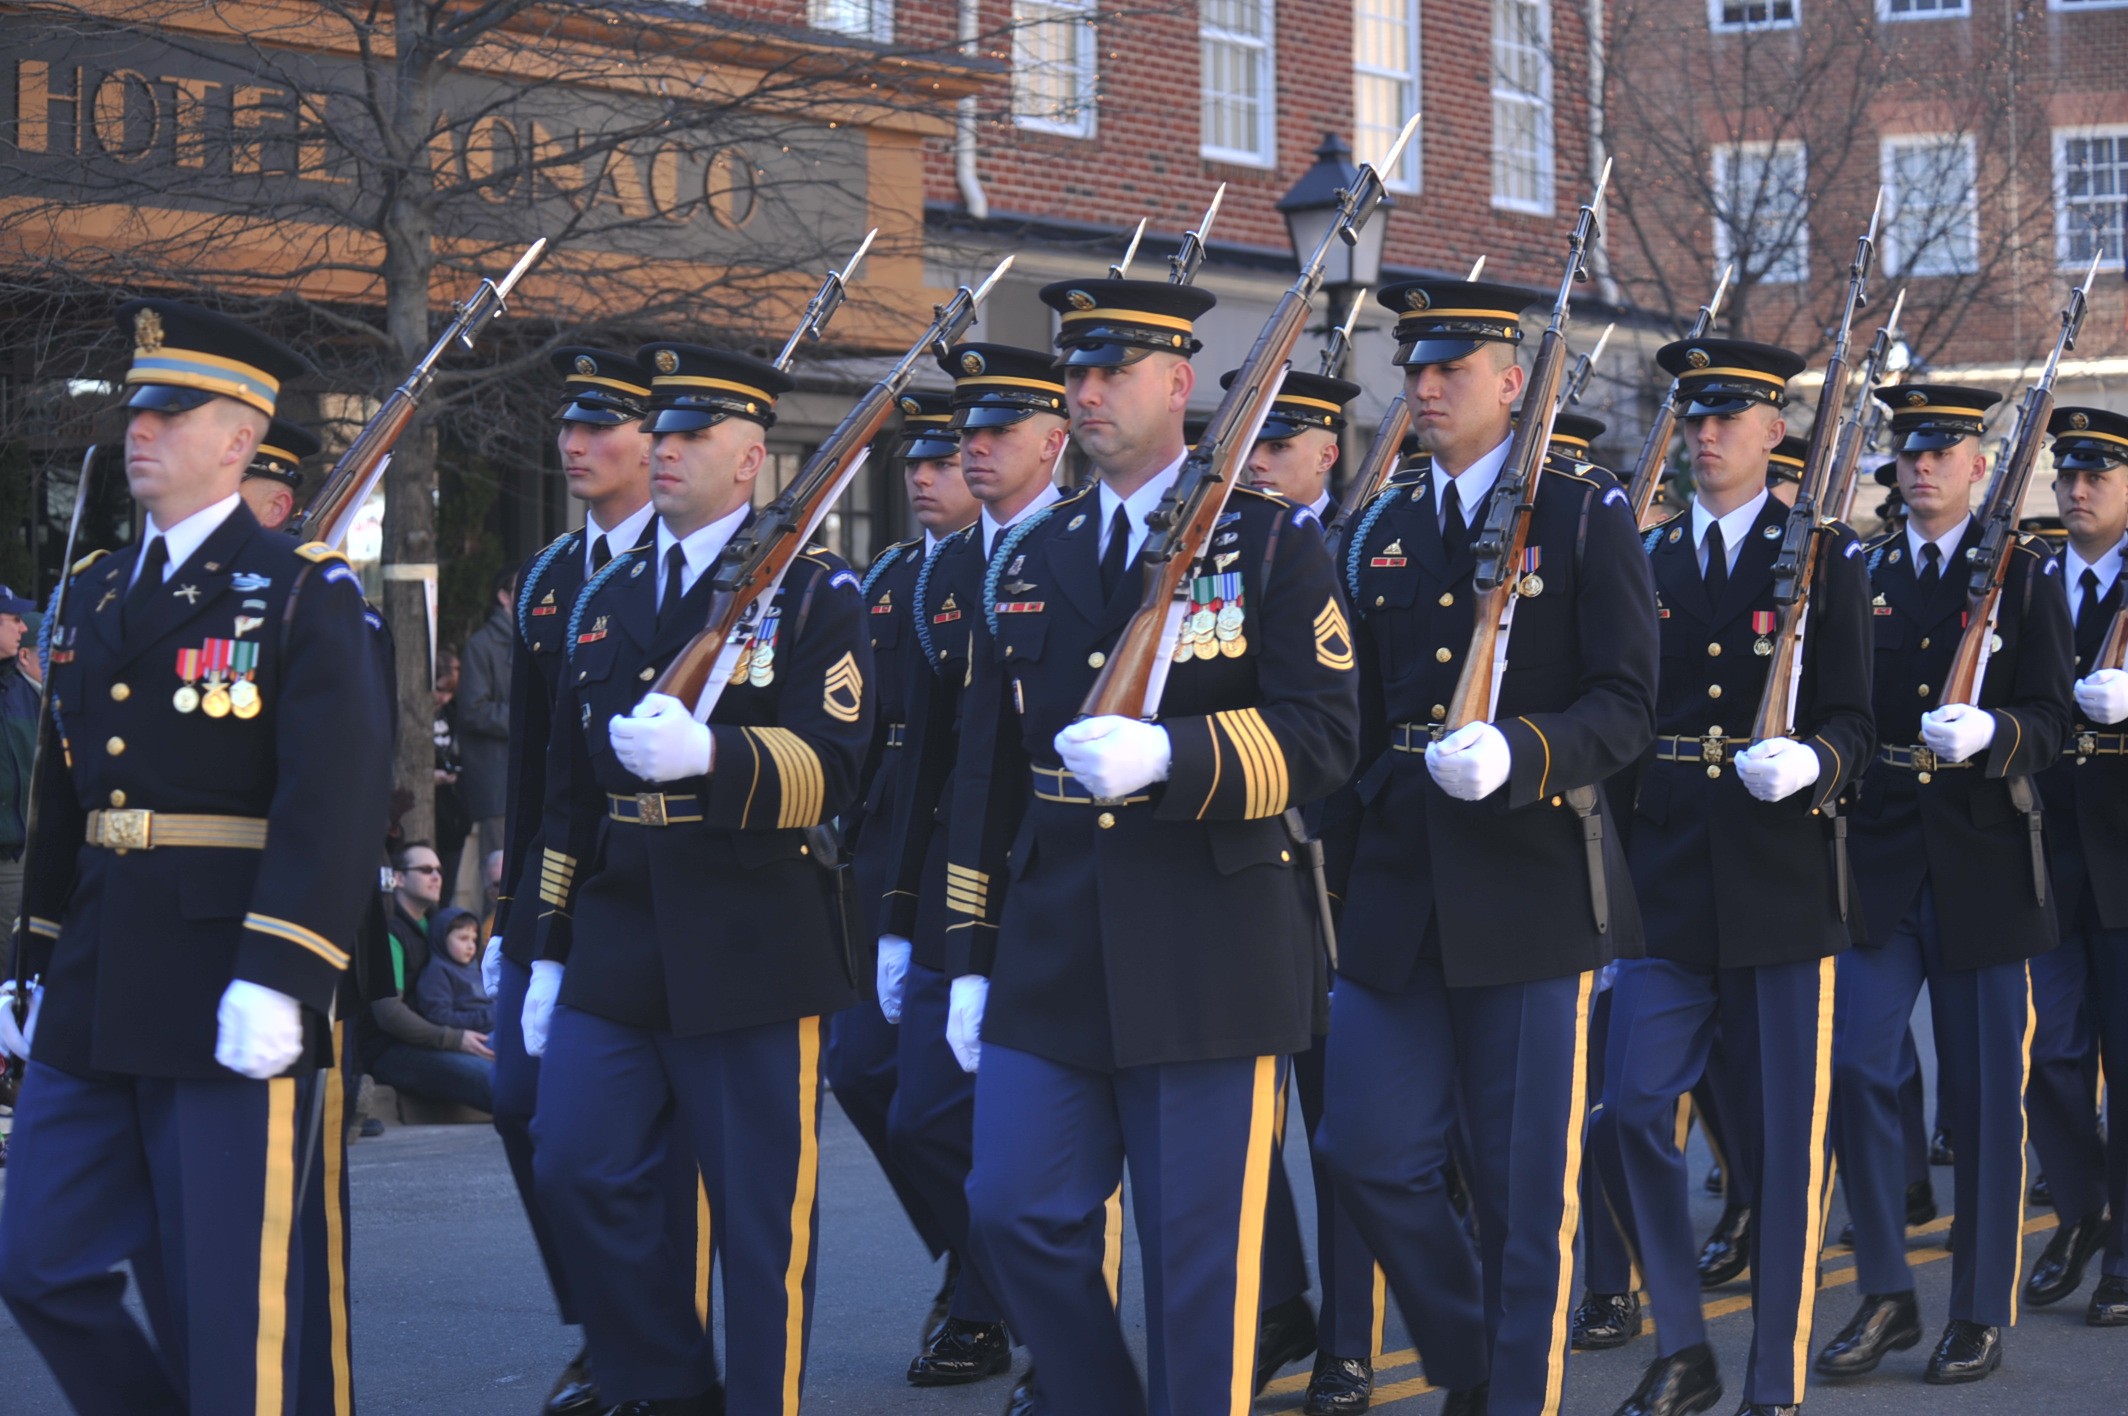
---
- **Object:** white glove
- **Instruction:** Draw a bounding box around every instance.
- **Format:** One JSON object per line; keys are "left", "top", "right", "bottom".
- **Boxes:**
{"left": 522, "top": 960, "right": 563, "bottom": 1058}
{"left": 0, "top": 980, "right": 42, "bottom": 1061}
{"left": 1733, "top": 736, "right": 1822, "bottom": 803}
{"left": 2074, "top": 668, "right": 2128, "bottom": 725}
{"left": 1921, "top": 702, "right": 1996, "bottom": 764}
{"left": 214, "top": 980, "right": 305, "bottom": 1080}
{"left": 609, "top": 693, "right": 713, "bottom": 783}
{"left": 946, "top": 974, "right": 989, "bottom": 1074}
{"left": 482, "top": 935, "right": 504, "bottom": 999}
{"left": 1424, "top": 721, "right": 1512, "bottom": 801}
{"left": 876, "top": 935, "right": 911, "bottom": 1024}
{"left": 1053, "top": 716, "right": 1171, "bottom": 799}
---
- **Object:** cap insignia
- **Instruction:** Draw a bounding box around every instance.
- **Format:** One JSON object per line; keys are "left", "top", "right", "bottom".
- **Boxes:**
{"left": 1405, "top": 289, "right": 1432, "bottom": 312}
{"left": 2071, "top": 412, "right": 2091, "bottom": 431}
{"left": 961, "top": 351, "right": 986, "bottom": 375}
{"left": 134, "top": 308, "right": 165, "bottom": 354}
{"left": 654, "top": 349, "right": 679, "bottom": 374}
{"left": 1685, "top": 348, "right": 1710, "bottom": 370}
{"left": 573, "top": 355, "right": 597, "bottom": 375}
{"left": 1065, "top": 289, "right": 1096, "bottom": 311}
{"left": 900, "top": 397, "right": 920, "bottom": 416}
{"left": 1904, "top": 390, "right": 1927, "bottom": 406}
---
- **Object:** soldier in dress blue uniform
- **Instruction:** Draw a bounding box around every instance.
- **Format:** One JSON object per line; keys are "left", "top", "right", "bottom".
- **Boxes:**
{"left": 875, "top": 346, "right": 1070, "bottom": 1406}
{"left": 1317, "top": 279, "right": 1658, "bottom": 1416}
{"left": 239, "top": 417, "right": 322, "bottom": 532}
{"left": 0, "top": 300, "right": 390, "bottom": 1413}
{"left": 830, "top": 388, "right": 982, "bottom": 1372}
{"left": 2022, "top": 406, "right": 2128, "bottom": 1325}
{"left": 1593, "top": 339, "right": 1875, "bottom": 1416}
{"left": 1818, "top": 382, "right": 2074, "bottom": 1387}
{"left": 942, "top": 278, "right": 1359, "bottom": 1416}
{"left": 523, "top": 342, "right": 870, "bottom": 1415}
{"left": 487, "top": 348, "right": 690, "bottom": 1415}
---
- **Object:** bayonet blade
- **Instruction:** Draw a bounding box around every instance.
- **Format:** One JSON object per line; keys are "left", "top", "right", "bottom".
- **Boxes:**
{"left": 1194, "top": 184, "right": 1227, "bottom": 249}
{"left": 2081, "top": 242, "right": 2105, "bottom": 297}
{"left": 1377, "top": 111, "right": 1423, "bottom": 181}
{"left": 1709, "top": 263, "right": 1733, "bottom": 320}
{"left": 1467, "top": 255, "right": 1487, "bottom": 281}
{"left": 1588, "top": 320, "right": 1615, "bottom": 368}
{"left": 1865, "top": 186, "right": 1885, "bottom": 245}
{"left": 969, "top": 254, "right": 1015, "bottom": 307}
{"left": 494, "top": 238, "right": 548, "bottom": 302}
{"left": 1337, "top": 290, "right": 1366, "bottom": 342}
{"left": 1589, "top": 155, "right": 1614, "bottom": 222}
{"left": 1882, "top": 287, "right": 1907, "bottom": 343}
{"left": 839, "top": 227, "right": 877, "bottom": 284}
{"left": 1111, "top": 218, "right": 1148, "bottom": 279}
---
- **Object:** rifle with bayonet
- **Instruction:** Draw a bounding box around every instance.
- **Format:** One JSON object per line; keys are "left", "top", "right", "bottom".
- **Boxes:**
{"left": 1168, "top": 185, "right": 1226, "bottom": 286}
{"left": 1110, "top": 218, "right": 1148, "bottom": 280}
{"left": 1625, "top": 264, "right": 1733, "bottom": 528}
{"left": 1081, "top": 113, "right": 1418, "bottom": 724}
{"left": 1936, "top": 249, "right": 2103, "bottom": 905}
{"left": 1825, "top": 286, "right": 1905, "bottom": 527}
{"left": 288, "top": 239, "right": 548, "bottom": 548}
{"left": 651, "top": 257, "right": 1015, "bottom": 719}
{"left": 1319, "top": 289, "right": 1365, "bottom": 379}
{"left": 773, "top": 228, "right": 876, "bottom": 371}
{"left": 1557, "top": 322, "right": 1614, "bottom": 412}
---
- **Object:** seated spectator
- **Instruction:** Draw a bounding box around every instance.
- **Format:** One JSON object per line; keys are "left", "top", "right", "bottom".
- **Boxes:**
{"left": 414, "top": 905, "right": 491, "bottom": 1033}
{"left": 356, "top": 841, "right": 494, "bottom": 1114}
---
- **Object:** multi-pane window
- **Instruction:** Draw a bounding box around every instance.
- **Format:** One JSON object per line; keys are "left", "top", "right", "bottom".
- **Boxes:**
{"left": 809, "top": 0, "right": 891, "bottom": 42}
{"left": 2057, "top": 127, "right": 2128, "bottom": 267}
{"left": 1491, "top": 0, "right": 1552, "bottom": 214}
{"left": 2051, "top": 0, "right": 2128, "bottom": 10}
{"left": 1882, "top": 135, "right": 1977, "bottom": 276}
{"left": 1709, "top": 0, "right": 1799, "bottom": 28}
{"left": 1014, "top": 0, "right": 1098, "bottom": 136}
{"left": 1354, "top": 0, "right": 1421, "bottom": 193}
{"left": 1880, "top": 0, "right": 1965, "bottom": 14}
{"left": 1202, "top": 0, "right": 1276, "bottom": 166}
{"left": 1712, "top": 140, "right": 1810, "bottom": 284}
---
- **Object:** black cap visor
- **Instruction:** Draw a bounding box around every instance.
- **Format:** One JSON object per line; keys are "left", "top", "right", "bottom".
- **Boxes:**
{"left": 1896, "top": 428, "right": 1973, "bottom": 453}
{"left": 898, "top": 432, "right": 961, "bottom": 462}
{"left": 123, "top": 382, "right": 218, "bottom": 414}
{"left": 952, "top": 402, "right": 1041, "bottom": 431}
{"left": 244, "top": 466, "right": 303, "bottom": 489}
{"left": 1679, "top": 393, "right": 1767, "bottom": 419}
{"left": 556, "top": 392, "right": 645, "bottom": 426}
{"left": 644, "top": 407, "right": 733, "bottom": 435}
{"left": 2056, "top": 445, "right": 2128, "bottom": 474}
{"left": 1393, "top": 335, "right": 1496, "bottom": 369}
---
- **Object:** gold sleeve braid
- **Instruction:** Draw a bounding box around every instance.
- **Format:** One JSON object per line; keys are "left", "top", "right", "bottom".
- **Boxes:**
{"left": 1211, "top": 708, "right": 1289, "bottom": 819}
{"left": 745, "top": 727, "right": 826, "bottom": 829}
{"left": 539, "top": 848, "right": 577, "bottom": 907}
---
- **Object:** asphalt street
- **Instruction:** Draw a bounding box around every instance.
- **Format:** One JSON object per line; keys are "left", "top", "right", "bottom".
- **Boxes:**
{"left": 1, "top": 1083, "right": 2124, "bottom": 1414}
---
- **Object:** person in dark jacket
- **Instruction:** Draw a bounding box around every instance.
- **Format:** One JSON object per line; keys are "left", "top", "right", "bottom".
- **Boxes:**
{"left": 0, "top": 583, "right": 38, "bottom": 981}
{"left": 358, "top": 842, "right": 493, "bottom": 1112}
{"left": 456, "top": 567, "right": 517, "bottom": 876}
{"left": 415, "top": 904, "right": 492, "bottom": 1032}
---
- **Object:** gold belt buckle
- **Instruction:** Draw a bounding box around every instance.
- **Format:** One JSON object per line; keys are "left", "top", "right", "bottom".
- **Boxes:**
{"left": 2078, "top": 731, "right": 2098, "bottom": 762}
{"left": 1700, "top": 731, "right": 1728, "bottom": 766}
{"left": 636, "top": 792, "right": 668, "bottom": 828}
{"left": 1911, "top": 745, "right": 1938, "bottom": 775}
{"left": 100, "top": 808, "right": 152, "bottom": 851}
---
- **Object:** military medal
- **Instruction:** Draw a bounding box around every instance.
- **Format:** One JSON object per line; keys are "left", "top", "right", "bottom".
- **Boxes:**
{"left": 172, "top": 646, "right": 202, "bottom": 713}
{"left": 1752, "top": 610, "right": 1776, "bottom": 657}
{"left": 749, "top": 614, "right": 779, "bottom": 687}
{"left": 1217, "top": 604, "right": 1245, "bottom": 640}
{"left": 229, "top": 641, "right": 261, "bottom": 718}
{"left": 200, "top": 638, "right": 232, "bottom": 718}
{"left": 1190, "top": 608, "right": 1216, "bottom": 640}
{"left": 730, "top": 645, "right": 754, "bottom": 683}
{"left": 1219, "top": 634, "right": 1246, "bottom": 657}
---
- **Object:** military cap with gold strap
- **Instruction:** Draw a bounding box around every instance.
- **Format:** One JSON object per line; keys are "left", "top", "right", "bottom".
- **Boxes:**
{"left": 1872, "top": 381, "right": 2002, "bottom": 453}
{"left": 2048, "top": 405, "right": 2128, "bottom": 472}
{"left": 1656, "top": 336, "right": 1806, "bottom": 418}
{"left": 115, "top": 299, "right": 311, "bottom": 418}
{"left": 895, "top": 388, "right": 961, "bottom": 463}
{"left": 1219, "top": 366, "right": 1362, "bottom": 440}
{"left": 939, "top": 342, "right": 1067, "bottom": 428}
{"left": 1038, "top": 277, "right": 1216, "bottom": 367}
{"left": 245, "top": 417, "right": 321, "bottom": 490}
{"left": 635, "top": 342, "right": 793, "bottom": 432}
{"left": 1374, "top": 278, "right": 1535, "bottom": 368}
{"left": 552, "top": 346, "right": 653, "bottom": 426}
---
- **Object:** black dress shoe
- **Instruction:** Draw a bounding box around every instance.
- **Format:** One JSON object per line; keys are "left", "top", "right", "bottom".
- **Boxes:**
{"left": 1614, "top": 1343, "right": 1721, "bottom": 1416}
{"left": 2088, "top": 1275, "right": 2128, "bottom": 1326}
{"left": 1302, "top": 1353, "right": 1373, "bottom": 1415}
{"left": 548, "top": 1348, "right": 602, "bottom": 1416}
{"left": 1929, "top": 1131, "right": 1954, "bottom": 1167}
{"left": 908, "top": 1318, "right": 1012, "bottom": 1386}
{"left": 1697, "top": 1207, "right": 1751, "bottom": 1288}
{"left": 1002, "top": 1366, "right": 1038, "bottom": 1416}
{"left": 1439, "top": 1382, "right": 1489, "bottom": 1416}
{"left": 1572, "top": 1291, "right": 1644, "bottom": 1350}
{"left": 2030, "top": 1172, "right": 2052, "bottom": 1206}
{"left": 1924, "top": 1319, "right": 2001, "bottom": 1383}
{"left": 924, "top": 1251, "right": 961, "bottom": 1343}
{"left": 1254, "top": 1294, "right": 1319, "bottom": 1392}
{"left": 1905, "top": 1177, "right": 1937, "bottom": 1227}
{"left": 2026, "top": 1211, "right": 2109, "bottom": 1306}
{"left": 602, "top": 1392, "right": 722, "bottom": 1416}
{"left": 1815, "top": 1292, "right": 1921, "bottom": 1377}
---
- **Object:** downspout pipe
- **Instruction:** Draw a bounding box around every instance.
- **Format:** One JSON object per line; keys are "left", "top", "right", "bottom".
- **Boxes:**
{"left": 957, "top": 0, "right": 988, "bottom": 220}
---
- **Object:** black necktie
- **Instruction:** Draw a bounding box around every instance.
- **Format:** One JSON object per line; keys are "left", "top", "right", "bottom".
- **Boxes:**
{"left": 590, "top": 534, "right": 612, "bottom": 575}
{"left": 1441, "top": 481, "right": 1469, "bottom": 561}
{"left": 1702, "top": 520, "right": 1728, "bottom": 607}
{"left": 124, "top": 538, "right": 169, "bottom": 632}
{"left": 1918, "top": 541, "right": 1942, "bottom": 597}
{"left": 658, "top": 544, "right": 687, "bottom": 626}
{"left": 1099, "top": 504, "right": 1131, "bottom": 599}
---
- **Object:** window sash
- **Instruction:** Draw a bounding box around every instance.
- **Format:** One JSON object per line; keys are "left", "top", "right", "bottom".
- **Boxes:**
{"left": 1879, "top": 0, "right": 1966, "bottom": 15}
{"left": 1014, "top": 0, "right": 1097, "bottom": 136}
{"left": 1201, "top": 1, "right": 1275, "bottom": 165}
{"left": 809, "top": 0, "right": 892, "bottom": 42}
{"left": 2058, "top": 128, "right": 2128, "bottom": 268}
{"left": 1354, "top": 0, "right": 1421, "bottom": 192}
{"left": 1709, "top": 0, "right": 1799, "bottom": 30}
{"left": 1491, "top": 0, "right": 1553, "bottom": 213}
{"left": 1882, "top": 135, "right": 1977, "bottom": 276}
{"left": 1713, "top": 141, "right": 1811, "bottom": 284}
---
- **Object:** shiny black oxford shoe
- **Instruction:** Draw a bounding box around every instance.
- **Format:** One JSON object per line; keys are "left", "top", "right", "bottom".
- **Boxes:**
{"left": 907, "top": 1317, "right": 1012, "bottom": 1385}
{"left": 2088, "top": 1275, "right": 2128, "bottom": 1327}
{"left": 1001, "top": 1365, "right": 1038, "bottom": 1416}
{"left": 1696, "top": 1207, "right": 1751, "bottom": 1287}
{"left": 1815, "top": 1291, "right": 1921, "bottom": 1377}
{"left": 1613, "top": 1343, "right": 1722, "bottom": 1416}
{"left": 1924, "top": 1319, "right": 2001, "bottom": 1384}
{"left": 1301, "top": 1352, "right": 1373, "bottom": 1415}
{"left": 547, "top": 1348, "right": 602, "bottom": 1416}
{"left": 1254, "top": 1294, "right": 1320, "bottom": 1392}
{"left": 2025, "top": 1210, "right": 2110, "bottom": 1307}
{"left": 1572, "top": 1290, "right": 1644, "bottom": 1350}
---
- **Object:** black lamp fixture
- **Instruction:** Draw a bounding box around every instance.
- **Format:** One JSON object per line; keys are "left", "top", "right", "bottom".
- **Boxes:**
{"left": 1277, "top": 132, "right": 1392, "bottom": 295}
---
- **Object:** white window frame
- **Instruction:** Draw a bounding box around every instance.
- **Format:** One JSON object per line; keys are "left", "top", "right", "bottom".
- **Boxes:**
{"left": 2055, "top": 124, "right": 2128, "bottom": 270}
{"left": 809, "top": 0, "right": 893, "bottom": 43}
{"left": 1880, "top": 133, "right": 1978, "bottom": 277}
{"left": 1353, "top": 0, "right": 1423, "bottom": 194}
{"left": 1712, "top": 139, "right": 1811, "bottom": 285}
{"left": 1491, "top": 0, "right": 1554, "bottom": 216}
{"left": 1876, "top": 0, "right": 1967, "bottom": 17}
{"left": 2049, "top": 0, "right": 2128, "bottom": 11}
{"left": 1200, "top": 1, "right": 1277, "bottom": 168}
{"left": 1013, "top": 0, "right": 1099, "bottom": 138}
{"left": 1708, "top": 0, "right": 1800, "bottom": 30}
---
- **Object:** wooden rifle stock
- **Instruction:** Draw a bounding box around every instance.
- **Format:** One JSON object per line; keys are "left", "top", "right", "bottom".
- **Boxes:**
{"left": 2097, "top": 608, "right": 2128, "bottom": 674}
{"left": 1340, "top": 395, "right": 1414, "bottom": 521}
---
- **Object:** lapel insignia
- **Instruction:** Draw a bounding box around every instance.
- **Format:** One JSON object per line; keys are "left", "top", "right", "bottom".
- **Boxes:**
{"left": 933, "top": 593, "right": 962, "bottom": 625}
{"left": 173, "top": 584, "right": 201, "bottom": 604}
{"left": 631, "top": 560, "right": 646, "bottom": 577}
{"left": 232, "top": 615, "right": 264, "bottom": 639}
{"left": 1889, "top": 547, "right": 1903, "bottom": 564}
{"left": 1762, "top": 525, "right": 1780, "bottom": 540}
{"left": 577, "top": 614, "right": 610, "bottom": 645}
{"left": 231, "top": 572, "right": 271, "bottom": 592}
{"left": 1668, "top": 527, "right": 1683, "bottom": 543}
{"left": 1067, "top": 514, "right": 1087, "bottom": 532}
{"left": 1314, "top": 597, "right": 1354, "bottom": 672}
{"left": 203, "top": 562, "right": 220, "bottom": 573}
{"left": 1214, "top": 551, "right": 1239, "bottom": 572}
{"left": 822, "top": 651, "right": 864, "bottom": 723}
{"left": 96, "top": 588, "right": 119, "bottom": 614}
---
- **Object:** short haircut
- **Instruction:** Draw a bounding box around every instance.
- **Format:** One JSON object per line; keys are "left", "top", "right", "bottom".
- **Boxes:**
{"left": 393, "top": 840, "right": 437, "bottom": 869}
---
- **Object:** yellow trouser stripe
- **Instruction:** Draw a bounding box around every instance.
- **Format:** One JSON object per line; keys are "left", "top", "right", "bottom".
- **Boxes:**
{"left": 2010, "top": 963, "right": 2037, "bottom": 1325}
{"left": 1542, "top": 972, "right": 1595, "bottom": 1416}
{"left": 1674, "top": 1094, "right": 1695, "bottom": 1158}
{"left": 255, "top": 1077, "right": 296, "bottom": 1416}
{"left": 1228, "top": 1056, "right": 1279, "bottom": 1416}
{"left": 1104, "top": 1184, "right": 1125, "bottom": 1308}
{"left": 326, "top": 1032, "right": 352, "bottom": 1416}
{"left": 696, "top": 1174, "right": 713, "bottom": 1330}
{"left": 1371, "top": 1264, "right": 1388, "bottom": 1361}
{"left": 782, "top": 1016, "right": 822, "bottom": 1416}
{"left": 1792, "top": 955, "right": 1838, "bottom": 1395}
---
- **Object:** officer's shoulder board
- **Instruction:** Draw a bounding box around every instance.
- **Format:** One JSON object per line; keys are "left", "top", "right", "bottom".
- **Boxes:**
{"left": 70, "top": 547, "right": 111, "bottom": 576}
{"left": 1640, "top": 508, "right": 1686, "bottom": 557}
{"left": 859, "top": 537, "right": 920, "bottom": 598}
{"left": 294, "top": 540, "right": 362, "bottom": 589}
{"left": 565, "top": 544, "right": 648, "bottom": 661}
{"left": 985, "top": 491, "right": 1082, "bottom": 631}
{"left": 517, "top": 528, "right": 583, "bottom": 642}
{"left": 295, "top": 542, "right": 348, "bottom": 566}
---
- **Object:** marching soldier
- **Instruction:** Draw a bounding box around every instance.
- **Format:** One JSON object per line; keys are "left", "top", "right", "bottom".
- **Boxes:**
{"left": 1236, "top": 367, "right": 1359, "bottom": 527}
{"left": 1594, "top": 339, "right": 1875, "bottom": 1416}
{"left": 1819, "top": 383, "right": 2073, "bottom": 1386}
{"left": 2023, "top": 406, "right": 2128, "bottom": 1325}
{"left": 488, "top": 348, "right": 680, "bottom": 1415}
{"left": 833, "top": 388, "right": 976, "bottom": 1361}
{"left": 944, "top": 277, "right": 1359, "bottom": 1416}
{"left": 239, "top": 417, "right": 322, "bottom": 532}
{"left": 0, "top": 301, "right": 390, "bottom": 1412}
{"left": 1317, "top": 279, "right": 1658, "bottom": 1416}
{"left": 876, "top": 345, "right": 1068, "bottom": 1402}
{"left": 524, "top": 342, "right": 870, "bottom": 1414}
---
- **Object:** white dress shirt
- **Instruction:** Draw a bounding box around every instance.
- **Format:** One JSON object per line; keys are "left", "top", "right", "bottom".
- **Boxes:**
{"left": 1691, "top": 489, "right": 1770, "bottom": 575}
{"left": 2065, "top": 538, "right": 2125, "bottom": 624}
{"left": 1097, "top": 453, "right": 1187, "bottom": 566}
{"left": 654, "top": 503, "right": 750, "bottom": 609}
{"left": 981, "top": 483, "right": 1063, "bottom": 559}
{"left": 1906, "top": 516, "right": 1973, "bottom": 582}
{"left": 130, "top": 492, "right": 242, "bottom": 589}
{"left": 584, "top": 501, "right": 656, "bottom": 576}
{"left": 1430, "top": 436, "right": 1513, "bottom": 534}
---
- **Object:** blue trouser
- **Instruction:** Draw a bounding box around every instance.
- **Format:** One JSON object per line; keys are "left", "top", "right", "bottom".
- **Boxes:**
{"left": 826, "top": 991, "right": 951, "bottom": 1261}
{"left": 1260, "top": 1068, "right": 1312, "bottom": 1316}
{"left": 1594, "top": 956, "right": 1836, "bottom": 1407}
{"left": 1833, "top": 884, "right": 2034, "bottom": 1326}
{"left": 0, "top": 1061, "right": 318, "bottom": 1415}
{"left": 493, "top": 957, "right": 584, "bottom": 1325}
{"left": 535, "top": 1006, "right": 820, "bottom": 1408}
{"left": 1580, "top": 984, "right": 1637, "bottom": 1296}
{"left": 368, "top": 1038, "right": 493, "bottom": 1112}
{"left": 967, "top": 1043, "right": 1282, "bottom": 1416}
{"left": 886, "top": 962, "right": 1004, "bottom": 1324}
{"left": 297, "top": 1029, "right": 357, "bottom": 1416}
{"left": 2026, "top": 919, "right": 2128, "bottom": 1277}
{"left": 1896, "top": 1025, "right": 1932, "bottom": 1187}
{"left": 1289, "top": 1031, "right": 1389, "bottom": 1359}
{"left": 1318, "top": 965, "right": 1592, "bottom": 1416}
